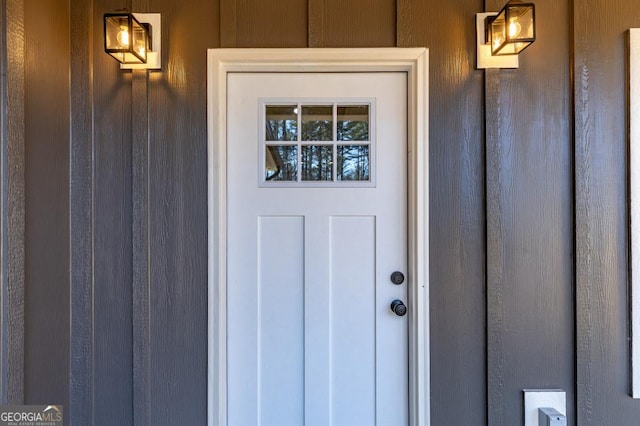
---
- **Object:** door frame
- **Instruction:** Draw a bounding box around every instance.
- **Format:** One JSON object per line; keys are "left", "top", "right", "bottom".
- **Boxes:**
{"left": 207, "top": 48, "right": 430, "bottom": 426}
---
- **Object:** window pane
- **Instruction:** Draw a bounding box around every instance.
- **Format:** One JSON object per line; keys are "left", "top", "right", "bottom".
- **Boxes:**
{"left": 302, "top": 106, "right": 333, "bottom": 141}
{"left": 301, "top": 145, "right": 333, "bottom": 181}
{"left": 337, "top": 105, "right": 369, "bottom": 141}
{"left": 266, "top": 105, "right": 297, "bottom": 141}
{"left": 265, "top": 145, "right": 298, "bottom": 181}
{"left": 337, "top": 145, "right": 370, "bottom": 181}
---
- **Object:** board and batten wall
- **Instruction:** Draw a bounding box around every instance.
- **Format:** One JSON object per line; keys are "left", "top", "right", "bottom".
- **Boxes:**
{"left": 0, "top": 0, "right": 637, "bottom": 425}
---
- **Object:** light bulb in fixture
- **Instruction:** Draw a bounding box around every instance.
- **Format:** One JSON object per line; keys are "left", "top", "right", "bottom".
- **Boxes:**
{"left": 117, "top": 26, "right": 130, "bottom": 47}
{"left": 509, "top": 19, "right": 521, "bottom": 38}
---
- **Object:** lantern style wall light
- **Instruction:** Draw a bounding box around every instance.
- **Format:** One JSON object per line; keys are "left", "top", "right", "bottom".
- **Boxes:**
{"left": 104, "top": 12, "right": 162, "bottom": 70}
{"left": 476, "top": 1, "right": 536, "bottom": 69}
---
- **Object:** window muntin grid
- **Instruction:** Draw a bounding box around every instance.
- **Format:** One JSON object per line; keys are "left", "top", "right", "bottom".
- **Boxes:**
{"left": 261, "top": 100, "right": 375, "bottom": 187}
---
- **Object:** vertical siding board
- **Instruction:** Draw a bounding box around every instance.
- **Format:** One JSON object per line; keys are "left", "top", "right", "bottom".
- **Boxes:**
{"left": 485, "top": 69, "right": 505, "bottom": 426}
{"left": 307, "top": 0, "right": 324, "bottom": 47}
{"left": 397, "top": 0, "right": 487, "bottom": 424}
{"left": 574, "top": 6, "right": 594, "bottom": 420}
{"left": 24, "top": 0, "right": 72, "bottom": 416}
{"left": 220, "top": 0, "right": 307, "bottom": 48}
{"left": 1, "top": 0, "right": 25, "bottom": 406}
{"left": 69, "top": 0, "right": 93, "bottom": 424}
{"left": 0, "top": 0, "right": 8, "bottom": 403}
{"left": 131, "top": 4, "right": 150, "bottom": 426}
{"left": 146, "top": 0, "right": 218, "bottom": 424}
{"left": 308, "top": 0, "right": 394, "bottom": 47}
{"left": 132, "top": 69, "right": 150, "bottom": 426}
{"left": 91, "top": 0, "right": 135, "bottom": 423}
{"left": 485, "top": 8, "right": 506, "bottom": 424}
{"left": 574, "top": 0, "right": 640, "bottom": 424}
{"left": 220, "top": 0, "right": 237, "bottom": 47}
{"left": 5, "top": 0, "right": 24, "bottom": 405}
{"left": 485, "top": 0, "right": 574, "bottom": 423}
{"left": 395, "top": 0, "right": 412, "bottom": 47}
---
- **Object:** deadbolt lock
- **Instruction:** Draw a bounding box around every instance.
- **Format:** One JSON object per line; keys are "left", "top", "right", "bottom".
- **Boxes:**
{"left": 390, "top": 271, "right": 405, "bottom": 285}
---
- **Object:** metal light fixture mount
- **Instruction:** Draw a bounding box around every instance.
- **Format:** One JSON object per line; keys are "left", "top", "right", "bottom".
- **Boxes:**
{"left": 476, "top": 1, "right": 536, "bottom": 69}
{"left": 104, "top": 12, "right": 161, "bottom": 70}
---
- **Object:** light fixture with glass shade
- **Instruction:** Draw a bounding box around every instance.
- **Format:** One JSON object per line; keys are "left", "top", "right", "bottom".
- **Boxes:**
{"left": 488, "top": 1, "right": 535, "bottom": 56}
{"left": 476, "top": 1, "right": 536, "bottom": 69}
{"left": 104, "top": 12, "right": 162, "bottom": 70}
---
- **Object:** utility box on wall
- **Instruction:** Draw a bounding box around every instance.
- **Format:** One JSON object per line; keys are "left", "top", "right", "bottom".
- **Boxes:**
{"left": 539, "top": 407, "right": 567, "bottom": 426}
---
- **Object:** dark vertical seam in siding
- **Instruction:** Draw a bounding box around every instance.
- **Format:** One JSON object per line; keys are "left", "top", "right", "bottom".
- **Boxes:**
{"left": 1, "top": 0, "right": 25, "bottom": 405}
{"left": 393, "top": 0, "right": 397, "bottom": 47}
{"left": 628, "top": 29, "right": 635, "bottom": 406}
{"left": 485, "top": 68, "right": 504, "bottom": 426}
{"left": 482, "top": 68, "right": 489, "bottom": 426}
{"left": 395, "top": 0, "right": 402, "bottom": 47}
{"left": 569, "top": 0, "right": 579, "bottom": 422}
{"left": 69, "top": 0, "right": 94, "bottom": 423}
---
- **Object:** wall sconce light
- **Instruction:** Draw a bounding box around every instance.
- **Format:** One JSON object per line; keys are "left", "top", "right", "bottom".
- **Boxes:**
{"left": 104, "top": 12, "right": 161, "bottom": 70}
{"left": 476, "top": 1, "right": 536, "bottom": 69}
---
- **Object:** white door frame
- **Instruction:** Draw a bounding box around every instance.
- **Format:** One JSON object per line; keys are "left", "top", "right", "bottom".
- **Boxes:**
{"left": 207, "top": 48, "right": 430, "bottom": 426}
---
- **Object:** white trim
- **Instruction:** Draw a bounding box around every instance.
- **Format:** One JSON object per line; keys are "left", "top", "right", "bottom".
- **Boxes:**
{"left": 629, "top": 28, "right": 640, "bottom": 399}
{"left": 207, "top": 48, "right": 430, "bottom": 425}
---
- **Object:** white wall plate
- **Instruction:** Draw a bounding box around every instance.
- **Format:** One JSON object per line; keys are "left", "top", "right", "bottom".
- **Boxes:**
{"left": 523, "top": 389, "right": 566, "bottom": 426}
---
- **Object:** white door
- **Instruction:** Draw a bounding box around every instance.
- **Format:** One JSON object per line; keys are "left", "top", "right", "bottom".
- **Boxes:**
{"left": 226, "top": 71, "right": 408, "bottom": 426}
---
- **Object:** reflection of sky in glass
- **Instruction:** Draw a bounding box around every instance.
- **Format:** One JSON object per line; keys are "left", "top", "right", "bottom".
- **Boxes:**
{"left": 302, "top": 106, "right": 333, "bottom": 141}
{"left": 265, "top": 145, "right": 297, "bottom": 181}
{"left": 337, "top": 106, "right": 369, "bottom": 141}
{"left": 338, "top": 145, "right": 369, "bottom": 181}
{"left": 266, "top": 105, "right": 297, "bottom": 141}
{"left": 302, "top": 145, "right": 333, "bottom": 181}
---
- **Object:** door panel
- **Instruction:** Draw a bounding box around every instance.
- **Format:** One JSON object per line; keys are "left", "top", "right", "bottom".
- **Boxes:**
{"left": 258, "top": 216, "right": 304, "bottom": 424}
{"left": 227, "top": 72, "right": 407, "bottom": 426}
{"left": 330, "top": 216, "right": 376, "bottom": 425}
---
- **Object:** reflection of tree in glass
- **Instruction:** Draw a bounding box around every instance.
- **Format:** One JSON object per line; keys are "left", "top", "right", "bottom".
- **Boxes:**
{"left": 337, "top": 106, "right": 369, "bottom": 141}
{"left": 337, "top": 119, "right": 369, "bottom": 141}
{"left": 302, "top": 106, "right": 333, "bottom": 141}
{"left": 266, "top": 118, "right": 297, "bottom": 141}
{"left": 338, "top": 145, "right": 369, "bottom": 181}
{"left": 266, "top": 146, "right": 298, "bottom": 181}
{"left": 302, "top": 145, "right": 333, "bottom": 181}
{"left": 302, "top": 120, "right": 332, "bottom": 141}
{"left": 265, "top": 105, "right": 297, "bottom": 141}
